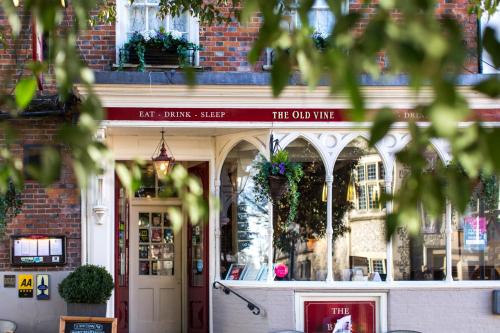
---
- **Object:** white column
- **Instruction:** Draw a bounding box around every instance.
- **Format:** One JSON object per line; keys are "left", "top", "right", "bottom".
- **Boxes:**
{"left": 445, "top": 200, "right": 453, "bottom": 282}
{"left": 385, "top": 177, "right": 394, "bottom": 283}
{"left": 267, "top": 201, "right": 275, "bottom": 283}
{"left": 86, "top": 126, "right": 115, "bottom": 316}
{"left": 214, "top": 179, "right": 221, "bottom": 280}
{"left": 326, "top": 174, "right": 334, "bottom": 282}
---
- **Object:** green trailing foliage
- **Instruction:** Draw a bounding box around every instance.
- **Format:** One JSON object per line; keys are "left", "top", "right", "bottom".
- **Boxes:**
{"left": 0, "top": 181, "right": 22, "bottom": 235}
{"left": 58, "top": 265, "right": 114, "bottom": 304}
{"left": 119, "top": 28, "right": 201, "bottom": 71}
{"left": 253, "top": 150, "right": 304, "bottom": 224}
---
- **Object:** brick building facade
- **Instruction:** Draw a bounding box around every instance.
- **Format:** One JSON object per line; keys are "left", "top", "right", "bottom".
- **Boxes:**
{"left": 1, "top": 1, "right": 499, "bottom": 333}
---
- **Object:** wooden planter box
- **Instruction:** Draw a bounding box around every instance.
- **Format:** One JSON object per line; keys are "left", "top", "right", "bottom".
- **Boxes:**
{"left": 127, "top": 45, "right": 180, "bottom": 66}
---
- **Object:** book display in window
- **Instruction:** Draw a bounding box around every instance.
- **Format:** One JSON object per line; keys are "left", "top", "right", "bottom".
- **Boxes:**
{"left": 138, "top": 212, "right": 175, "bottom": 276}
{"left": 225, "top": 264, "right": 246, "bottom": 280}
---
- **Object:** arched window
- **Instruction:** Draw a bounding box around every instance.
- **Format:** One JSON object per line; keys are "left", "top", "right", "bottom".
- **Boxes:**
{"left": 274, "top": 138, "right": 326, "bottom": 281}
{"left": 332, "top": 137, "right": 387, "bottom": 281}
{"left": 392, "top": 145, "right": 447, "bottom": 281}
{"left": 219, "top": 141, "right": 269, "bottom": 280}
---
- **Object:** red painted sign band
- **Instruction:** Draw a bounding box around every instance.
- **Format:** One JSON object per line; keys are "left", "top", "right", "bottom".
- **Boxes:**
{"left": 304, "top": 301, "right": 376, "bottom": 333}
{"left": 105, "top": 107, "right": 500, "bottom": 122}
{"left": 106, "top": 108, "right": 344, "bottom": 122}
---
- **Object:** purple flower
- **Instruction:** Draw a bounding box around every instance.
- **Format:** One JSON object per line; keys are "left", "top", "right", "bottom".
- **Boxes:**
{"left": 279, "top": 162, "right": 286, "bottom": 175}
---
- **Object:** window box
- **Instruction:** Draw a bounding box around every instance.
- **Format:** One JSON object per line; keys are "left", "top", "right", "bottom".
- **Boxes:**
{"left": 127, "top": 45, "right": 180, "bottom": 66}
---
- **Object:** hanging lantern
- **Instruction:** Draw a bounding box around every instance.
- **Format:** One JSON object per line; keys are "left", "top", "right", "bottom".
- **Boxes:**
{"left": 152, "top": 129, "right": 175, "bottom": 179}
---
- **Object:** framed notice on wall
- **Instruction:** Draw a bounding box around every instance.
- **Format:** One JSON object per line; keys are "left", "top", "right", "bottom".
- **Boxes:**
{"left": 11, "top": 235, "right": 66, "bottom": 266}
{"left": 295, "top": 293, "right": 387, "bottom": 333}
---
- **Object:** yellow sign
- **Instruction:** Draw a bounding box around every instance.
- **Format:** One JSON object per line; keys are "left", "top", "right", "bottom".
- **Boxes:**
{"left": 18, "top": 274, "right": 33, "bottom": 290}
{"left": 18, "top": 274, "right": 34, "bottom": 298}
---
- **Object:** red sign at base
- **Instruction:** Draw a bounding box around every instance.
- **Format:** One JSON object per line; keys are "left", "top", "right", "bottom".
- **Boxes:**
{"left": 304, "top": 301, "right": 376, "bottom": 333}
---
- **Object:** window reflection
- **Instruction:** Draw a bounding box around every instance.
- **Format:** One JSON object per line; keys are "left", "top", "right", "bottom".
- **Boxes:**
{"left": 393, "top": 146, "right": 447, "bottom": 281}
{"left": 219, "top": 141, "right": 269, "bottom": 280}
{"left": 452, "top": 175, "right": 499, "bottom": 280}
{"left": 333, "top": 138, "right": 387, "bottom": 282}
{"left": 269, "top": 139, "right": 326, "bottom": 281}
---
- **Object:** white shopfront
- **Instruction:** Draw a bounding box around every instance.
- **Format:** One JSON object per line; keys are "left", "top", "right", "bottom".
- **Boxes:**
{"left": 78, "top": 83, "right": 500, "bottom": 333}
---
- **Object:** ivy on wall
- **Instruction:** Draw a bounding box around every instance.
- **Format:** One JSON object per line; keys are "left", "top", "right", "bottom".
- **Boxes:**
{"left": 0, "top": 181, "right": 22, "bottom": 235}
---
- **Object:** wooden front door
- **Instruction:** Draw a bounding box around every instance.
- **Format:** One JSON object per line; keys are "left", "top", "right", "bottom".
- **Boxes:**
{"left": 130, "top": 203, "right": 182, "bottom": 333}
{"left": 187, "top": 163, "right": 210, "bottom": 333}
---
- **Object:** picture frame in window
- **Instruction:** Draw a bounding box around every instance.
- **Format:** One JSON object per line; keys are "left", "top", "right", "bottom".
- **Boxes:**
{"left": 225, "top": 264, "right": 246, "bottom": 280}
{"left": 241, "top": 264, "right": 261, "bottom": 281}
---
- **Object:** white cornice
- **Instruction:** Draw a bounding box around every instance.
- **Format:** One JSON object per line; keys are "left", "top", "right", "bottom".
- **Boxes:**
{"left": 75, "top": 84, "right": 499, "bottom": 109}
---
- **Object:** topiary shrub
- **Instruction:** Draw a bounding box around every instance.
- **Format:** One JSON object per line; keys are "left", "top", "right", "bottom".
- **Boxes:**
{"left": 58, "top": 265, "right": 114, "bottom": 304}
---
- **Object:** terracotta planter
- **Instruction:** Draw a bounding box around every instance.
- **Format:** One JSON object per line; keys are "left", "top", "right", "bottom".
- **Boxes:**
{"left": 127, "top": 45, "right": 179, "bottom": 66}
{"left": 268, "top": 175, "right": 289, "bottom": 201}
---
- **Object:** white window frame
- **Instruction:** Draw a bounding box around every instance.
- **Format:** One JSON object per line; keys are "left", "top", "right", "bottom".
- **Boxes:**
{"left": 115, "top": 0, "right": 200, "bottom": 65}
{"left": 264, "top": 1, "right": 348, "bottom": 68}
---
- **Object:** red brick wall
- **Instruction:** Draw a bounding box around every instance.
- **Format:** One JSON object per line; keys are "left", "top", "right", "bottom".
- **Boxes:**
{"left": 0, "top": 117, "right": 81, "bottom": 271}
{"left": 0, "top": 1, "right": 479, "bottom": 78}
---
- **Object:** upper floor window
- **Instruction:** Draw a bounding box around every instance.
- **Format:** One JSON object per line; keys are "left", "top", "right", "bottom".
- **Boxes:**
{"left": 128, "top": 0, "right": 189, "bottom": 38}
{"left": 116, "top": 0, "right": 199, "bottom": 64}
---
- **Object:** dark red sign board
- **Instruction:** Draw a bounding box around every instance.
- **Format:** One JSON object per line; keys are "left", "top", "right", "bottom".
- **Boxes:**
{"left": 106, "top": 108, "right": 344, "bottom": 122}
{"left": 304, "top": 301, "right": 376, "bottom": 333}
{"left": 105, "top": 107, "right": 500, "bottom": 122}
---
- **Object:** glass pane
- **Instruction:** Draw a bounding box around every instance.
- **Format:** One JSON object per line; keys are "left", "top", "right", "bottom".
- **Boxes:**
{"left": 139, "top": 260, "right": 150, "bottom": 275}
{"left": 151, "top": 213, "right": 162, "bottom": 227}
{"left": 139, "top": 212, "right": 150, "bottom": 227}
{"left": 147, "top": 7, "right": 163, "bottom": 31}
{"left": 333, "top": 137, "right": 387, "bottom": 281}
{"left": 274, "top": 138, "right": 326, "bottom": 281}
{"left": 171, "top": 14, "right": 188, "bottom": 33}
{"left": 139, "top": 228, "right": 149, "bottom": 243}
{"left": 367, "top": 163, "right": 377, "bottom": 180}
{"left": 392, "top": 146, "right": 447, "bottom": 281}
{"left": 135, "top": 164, "right": 156, "bottom": 197}
{"left": 357, "top": 165, "right": 365, "bottom": 181}
{"left": 191, "top": 225, "right": 204, "bottom": 286}
{"left": 139, "top": 245, "right": 149, "bottom": 259}
{"left": 452, "top": 176, "right": 499, "bottom": 280}
{"left": 219, "top": 141, "right": 270, "bottom": 280}
{"left": 157, "top": 260, "right": 174, "bottom": 276}
{"left": 129, "top": 6, "right": 146, "bottom": 33}
{"left": 151, "top": 228, "right": 162, "bottom": 242}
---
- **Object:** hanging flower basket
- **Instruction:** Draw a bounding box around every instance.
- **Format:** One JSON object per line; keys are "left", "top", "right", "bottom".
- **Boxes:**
{"left": 268, "top": 174, "right": 289, "bottom": 201}
{"left": 253, "top": 149, "right": 303, "bottom": 225}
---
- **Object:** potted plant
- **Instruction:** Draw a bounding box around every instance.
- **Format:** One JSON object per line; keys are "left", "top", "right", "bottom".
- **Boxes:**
{"left": 119, "top": 27, "right": 201, "bottom": 71}
{"left": 253, "top": 149, "right": 303, "bottom": 219}
{"left": 58, "top": 264, "right": 114, "bottom": 317}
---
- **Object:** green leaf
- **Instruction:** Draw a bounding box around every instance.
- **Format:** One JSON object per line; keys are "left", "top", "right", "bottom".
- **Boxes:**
{"left": 369, "top": 108, "right": 395, "bottom": 146}
{"left": 14, "top": 77, "right": 37, "bottom": 110}
{"left": 271, "top": 50, "right": 291, "bottom": 97}
{"left": 473, "top": 77, "right": 500, "bottom": 98}
{"left": 483, "top": 26, "right": 500, "bottom": 68}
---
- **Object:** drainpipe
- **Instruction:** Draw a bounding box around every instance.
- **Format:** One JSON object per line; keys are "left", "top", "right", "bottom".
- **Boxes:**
{"left": 477, "top": 17, "right": 483, "bottom": 73}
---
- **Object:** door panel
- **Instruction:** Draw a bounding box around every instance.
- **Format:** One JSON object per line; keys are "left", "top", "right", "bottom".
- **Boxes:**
{"left": 115, "top": 177, "right": 129, "bottom": 333}
{"left": 130, "top": 205, "right": 182, "bottom": 333}
{"left": 187, "top": 163, "right": 210, "bottom": 333}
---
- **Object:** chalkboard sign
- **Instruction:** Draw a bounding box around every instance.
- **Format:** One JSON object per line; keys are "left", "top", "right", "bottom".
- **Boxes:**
{"left": 11, "top": 235, "right": 66, "bottom": 266}
{"left": 59, "top": 316, "right": 117, "bottom": 333}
